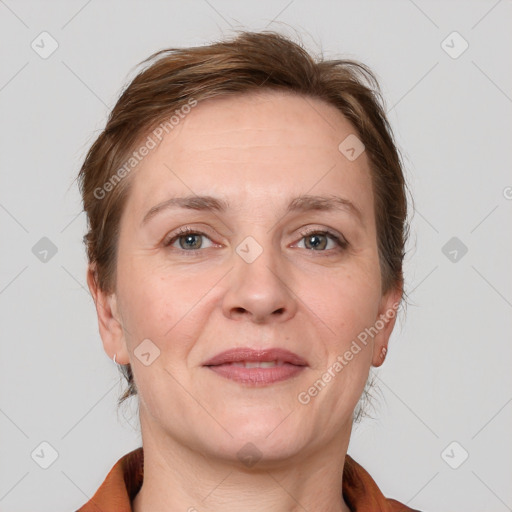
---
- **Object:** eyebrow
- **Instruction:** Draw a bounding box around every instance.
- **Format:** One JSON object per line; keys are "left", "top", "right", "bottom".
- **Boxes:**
{"left": 141, "top": 193, "right": 363, "bottom": 226}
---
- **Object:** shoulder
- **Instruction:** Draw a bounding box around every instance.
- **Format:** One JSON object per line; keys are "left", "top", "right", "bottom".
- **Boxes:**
{"left": 75, "top": 447, "right": 144, "bottom": 511}
{"left": 343, "top": 454, "right": 423, "bottom": 511}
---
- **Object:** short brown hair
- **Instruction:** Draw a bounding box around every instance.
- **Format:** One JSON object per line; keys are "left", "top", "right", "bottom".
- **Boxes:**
{"left": 78, "top": 30, "right": 409, "bottom": 407}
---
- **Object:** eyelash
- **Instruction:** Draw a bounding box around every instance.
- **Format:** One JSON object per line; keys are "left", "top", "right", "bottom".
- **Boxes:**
{"left": 163, "top": 226, "right": 348, "bottom": 255}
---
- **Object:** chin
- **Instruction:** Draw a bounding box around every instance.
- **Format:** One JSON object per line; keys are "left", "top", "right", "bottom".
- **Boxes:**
{"left": 201, "top": 409, "right": 309, "bottom": 464}
{"left": 206, "top": 436, "right": 306, "bottom": 470}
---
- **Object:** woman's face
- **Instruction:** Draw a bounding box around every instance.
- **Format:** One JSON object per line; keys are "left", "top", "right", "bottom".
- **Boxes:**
{"left": 95, "top": 91, "right": 401, "bottom": 464}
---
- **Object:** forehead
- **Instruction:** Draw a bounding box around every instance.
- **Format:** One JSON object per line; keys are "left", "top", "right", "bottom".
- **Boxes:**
{"left": 126, "top": 90, "right": 374, "bottom": 220}
{"left": 167, "top": 90, "right": 357, "bottom": 160}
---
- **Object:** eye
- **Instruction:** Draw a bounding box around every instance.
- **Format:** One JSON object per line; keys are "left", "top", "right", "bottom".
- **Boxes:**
{"left": 163, "top": 227, "right": 216, "bottom": 251}
{"left": 295, "top": 228, "right": 348, "bottom": 251}
{"left": 163, "top": 226, "right": 348, "bottom": 254}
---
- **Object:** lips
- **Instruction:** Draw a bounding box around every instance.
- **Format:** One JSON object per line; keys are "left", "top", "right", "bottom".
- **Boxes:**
{"left": 203, "top": 348, "right": 308, "bottom": 386}
{"left": 203, "top": 348, "right": 308, "bottom": 367}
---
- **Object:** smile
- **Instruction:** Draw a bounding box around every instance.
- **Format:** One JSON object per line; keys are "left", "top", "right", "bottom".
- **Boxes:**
{"left": 203, "top": 348, "right": 308, "bottom": 386}
{"left": 206, "top": 362, "right": 305, "bottom": 385}
{"left": 228, "top": 360, "right": 283, "bottom": 368}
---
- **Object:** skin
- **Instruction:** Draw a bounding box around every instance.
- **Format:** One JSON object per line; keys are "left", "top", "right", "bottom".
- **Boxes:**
{"left": 88, "top": 90, "right": 402, "bottom": 512}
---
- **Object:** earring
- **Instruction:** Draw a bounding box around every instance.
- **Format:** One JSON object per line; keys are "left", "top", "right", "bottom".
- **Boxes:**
{"left": 113, "top": 353, "right": 117, "bottom": 364}
{"left": 380, "top": 346, "right": 387, "bottom": 361}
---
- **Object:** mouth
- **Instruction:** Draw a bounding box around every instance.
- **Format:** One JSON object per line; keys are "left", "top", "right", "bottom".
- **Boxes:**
{"left": 203, "top": 348, "right": 308, "bottom": 386}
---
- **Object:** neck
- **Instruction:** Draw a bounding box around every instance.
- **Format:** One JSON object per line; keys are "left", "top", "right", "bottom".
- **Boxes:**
{"left": 132, "top": 415, "right": 353, "bottom": 512}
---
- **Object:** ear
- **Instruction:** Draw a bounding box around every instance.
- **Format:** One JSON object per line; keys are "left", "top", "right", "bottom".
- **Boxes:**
{"left": 87, "top": 264, "right": 130, "bottom": 365}
{"left": 371, "top": 281, "right": 403, "bottom": 368}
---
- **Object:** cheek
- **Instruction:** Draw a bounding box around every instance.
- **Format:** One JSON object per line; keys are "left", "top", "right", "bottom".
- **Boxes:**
{"left": 116, "top": 256, "right": 218, "bottom": 351}
{"left": 304, "top": 265, "right": 381, "bottom": 337}
{"left": 303, "top": 281, "right": 375, "bottom": 413}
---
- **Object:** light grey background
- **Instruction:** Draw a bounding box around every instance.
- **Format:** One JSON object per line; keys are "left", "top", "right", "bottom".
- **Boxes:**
{"left": 1, "top": 1, "right": 511, "bottom": 511}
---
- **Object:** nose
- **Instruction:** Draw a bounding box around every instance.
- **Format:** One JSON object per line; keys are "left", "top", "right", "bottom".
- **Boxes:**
{"left": 222, "top": 241, "right": 298, "bottom": 324}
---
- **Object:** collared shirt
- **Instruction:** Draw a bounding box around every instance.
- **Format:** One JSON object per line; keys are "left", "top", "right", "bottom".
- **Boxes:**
{"left": 76, "top": 447, "right": 420, "bottom": 512}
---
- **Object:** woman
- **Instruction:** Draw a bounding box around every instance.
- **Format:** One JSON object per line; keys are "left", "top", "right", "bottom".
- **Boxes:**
{"left": 76, "top": 30, "right": 416, "bottom": 511}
